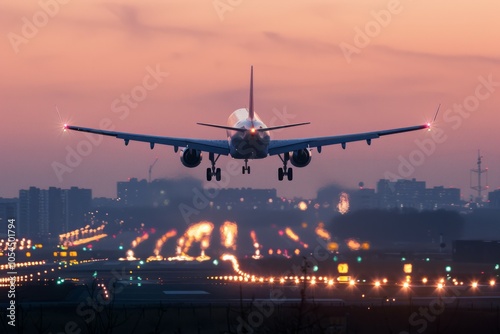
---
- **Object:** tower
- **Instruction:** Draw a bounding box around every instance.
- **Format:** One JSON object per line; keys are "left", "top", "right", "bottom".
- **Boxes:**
{"left": 470, "top": 150, "right": 488, "bottom": 203}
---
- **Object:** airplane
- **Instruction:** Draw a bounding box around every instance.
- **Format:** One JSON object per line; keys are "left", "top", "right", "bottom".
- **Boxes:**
{"left": 64, "top": 66, "right": 433, "bottom": 181}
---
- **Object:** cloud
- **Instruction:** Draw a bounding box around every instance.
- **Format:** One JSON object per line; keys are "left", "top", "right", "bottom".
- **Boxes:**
{"left": 372, "top": 45, "right": 500, "bottom": 65}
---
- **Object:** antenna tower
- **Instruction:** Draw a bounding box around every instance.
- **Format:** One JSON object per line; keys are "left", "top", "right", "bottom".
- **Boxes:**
{"left": 470, "top": 150, "right": 488, "bottom": 202}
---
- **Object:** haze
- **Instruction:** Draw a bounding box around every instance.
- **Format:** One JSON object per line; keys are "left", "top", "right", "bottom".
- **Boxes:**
{"left": 1, "top": 0, "right": 499, "bottom": 199}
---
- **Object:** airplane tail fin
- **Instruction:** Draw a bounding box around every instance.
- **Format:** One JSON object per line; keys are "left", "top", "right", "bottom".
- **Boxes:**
{"left": 249, "top": 66, "right": 254, "bottom": 121}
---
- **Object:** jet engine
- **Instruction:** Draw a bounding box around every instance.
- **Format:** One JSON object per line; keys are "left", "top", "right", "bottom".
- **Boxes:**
{"left": 180, "top": 148, "right": 202, "bottom": 168}
{"left": 290, "top": 149, "right": 311, "bottom": 168}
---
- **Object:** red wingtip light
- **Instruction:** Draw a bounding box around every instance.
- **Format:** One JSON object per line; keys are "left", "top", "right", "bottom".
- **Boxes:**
{"left": 63, "top": 124, "right": 68, "bottom": 131}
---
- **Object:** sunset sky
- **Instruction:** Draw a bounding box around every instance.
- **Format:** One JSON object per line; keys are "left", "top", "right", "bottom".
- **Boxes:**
{"left": 1, "top": 1, "right": 499, "bottom": 199}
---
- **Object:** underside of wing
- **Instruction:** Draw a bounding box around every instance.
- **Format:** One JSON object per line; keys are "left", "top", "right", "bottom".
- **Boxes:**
{"left": 65, "top": 125, "right": 230, "bottom": 155}
{"left": 268, "top": 124, "right": 429, "bottom": 156}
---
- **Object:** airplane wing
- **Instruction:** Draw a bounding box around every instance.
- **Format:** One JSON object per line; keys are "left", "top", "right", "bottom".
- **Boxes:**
{"left": 64, "top": 125, "right": 230, "bottom": 155}
{"left": 268, "top": 124, "right": 429, "bottom": 155}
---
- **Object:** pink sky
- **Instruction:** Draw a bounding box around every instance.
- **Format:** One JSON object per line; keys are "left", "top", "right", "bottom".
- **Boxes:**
{"left": 1, "top": 1, "right": 499, "bottom": 199}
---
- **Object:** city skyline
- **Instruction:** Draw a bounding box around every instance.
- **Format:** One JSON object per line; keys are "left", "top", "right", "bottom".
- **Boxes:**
{"left": 1, "top": 172, "right": 496, "bottom": 202}
{"left": 1, "top": 1, "right": 500, "bottom": 200}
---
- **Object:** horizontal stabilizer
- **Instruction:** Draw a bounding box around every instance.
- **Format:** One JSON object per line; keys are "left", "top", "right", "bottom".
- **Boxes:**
{"left": 197, "top": 123, "right": 247, "bottom": 132}
{"left": 258, "top": 122, "right": 310, "bottom": 132}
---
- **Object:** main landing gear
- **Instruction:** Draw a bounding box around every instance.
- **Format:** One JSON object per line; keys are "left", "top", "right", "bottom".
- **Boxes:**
{"left": 242, "top": 159, "right": 251, "bottom": 174}
{"left": 206, "top": 153, "right": 221, "bottom": 181}
{"left": 278, "top": 153, "right": 293, "bottom": 181}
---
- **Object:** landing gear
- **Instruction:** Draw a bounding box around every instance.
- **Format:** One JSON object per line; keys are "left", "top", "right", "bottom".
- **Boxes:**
{"left": 206, "top": 153, "right": 221, "bottom": 181}
{"left": 278, "top": 153, "right": 293, "bottom": 181}
{"left": 242, "top": 159, "right": 251, "bottom": 174}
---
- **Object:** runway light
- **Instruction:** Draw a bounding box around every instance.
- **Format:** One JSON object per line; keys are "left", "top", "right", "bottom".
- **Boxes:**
{"left": 374, "top": 281, "right": 381, "bottom": 287}
{"left": 489, "top": 280, "right": 496, "bottom": 286}
{"left": 349, "top": 280, "right": 355, "bottom": 286}
{"left": 471, "top": 281, "right": 478, "bottom": 288}
{"left": 422, "top": 277, "right": 428, "bottom": 284}
{"left": 437, "top": 283, "right": 444, "bottom": 289}
{"left": 403, "top": 282, "right": 409, "bottom": 288}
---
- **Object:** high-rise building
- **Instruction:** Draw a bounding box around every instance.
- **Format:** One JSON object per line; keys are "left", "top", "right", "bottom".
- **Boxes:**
{"left": 489, "top": 189, "right": 500, "bottom": 208}
{"left": 66, "top": 187, "right": 92, "bottom": 231}
{"left": 0, "top": 198, "right": 18, "bottom": 232}
{"left": 424, "top": 186, "right": 461, "bottom": 210}
{"left": 18, "top": 187, "right": 41, "bottom": 238}
{"left": 376, "top": 178, "right": 460, "bottom": 211}
{"left": 18, "top": 186, "right": 91, "bottom": 241}
{"left": 117, "top": 178, "right": 149, "bottom": 206}
{"left": 377, "top": 178, "right": 426, "bottom": 210}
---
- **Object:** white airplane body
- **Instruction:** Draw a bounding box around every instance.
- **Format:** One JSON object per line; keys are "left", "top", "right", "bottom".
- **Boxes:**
{"left": 65, "top": 66, "right": 432, "bottom": 181}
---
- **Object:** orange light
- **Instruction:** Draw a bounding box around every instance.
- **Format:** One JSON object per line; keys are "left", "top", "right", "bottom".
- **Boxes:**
{"left": 471, "top": 281, "right": 478, "bottom": 288}
{"left": 250, "top": 128, "right": 256, "bottom": 134}
{"left": 489, "top": 280, "right": 496, "bottom": 286}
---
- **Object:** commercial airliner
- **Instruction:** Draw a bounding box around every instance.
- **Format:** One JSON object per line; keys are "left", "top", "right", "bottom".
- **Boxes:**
{"left": 64, "top": 67, "right": 433, "bottom": 181}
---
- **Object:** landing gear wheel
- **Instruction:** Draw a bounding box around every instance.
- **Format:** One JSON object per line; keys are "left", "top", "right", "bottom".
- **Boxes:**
{"left": 278, "top": 153, "right": 293, "bottom": 181}
{"left": 207, "top": 153, "right": 221, "bottom": 181}
{"left": 242, "top": 159, "right": 251, "bottom": 175}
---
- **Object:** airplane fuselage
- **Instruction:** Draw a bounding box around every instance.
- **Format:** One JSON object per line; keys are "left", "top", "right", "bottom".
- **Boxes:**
{"left": 227, "top": 108, "right": 270, "bottom": 159}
